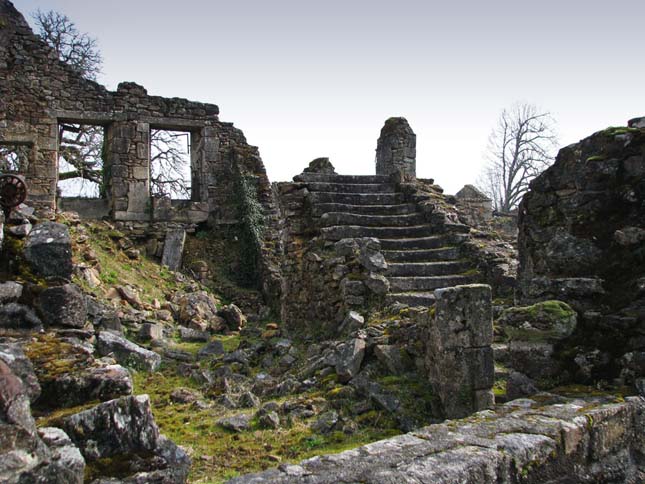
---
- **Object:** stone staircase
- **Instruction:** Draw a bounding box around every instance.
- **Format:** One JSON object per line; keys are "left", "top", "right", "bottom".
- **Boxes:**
{"left": 295, "top": 173, "right": 477, "bottom": 307}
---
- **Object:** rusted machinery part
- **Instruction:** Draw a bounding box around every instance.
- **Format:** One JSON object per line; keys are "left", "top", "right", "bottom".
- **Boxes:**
{"left": 0, "top": 174, "right": 27, "bottom": 218}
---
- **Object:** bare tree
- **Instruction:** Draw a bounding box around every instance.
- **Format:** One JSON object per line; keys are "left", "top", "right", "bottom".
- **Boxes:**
{"left": 150, "top": 130, "right": 191, "bottom": 200}
{"left": 478, "top": 103, "right": 558, "bottom": 212}
{"left": 33, "top": 10, "right": 191, "bottom": 198}
{"left": 32, "top": 9, "right": 102, "bottom": 81}
{"left": 32, "top": 10, "right": 104, "bottom": 196}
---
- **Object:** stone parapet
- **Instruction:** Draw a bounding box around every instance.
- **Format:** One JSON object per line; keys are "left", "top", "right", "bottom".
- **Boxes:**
{"left": 228, "top": 394, "right": 645, "bottom": 483}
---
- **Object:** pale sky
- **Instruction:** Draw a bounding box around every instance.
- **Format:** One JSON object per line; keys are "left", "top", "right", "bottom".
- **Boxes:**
{"left": 13, "top": 0, "right": 645, "bottom": 194}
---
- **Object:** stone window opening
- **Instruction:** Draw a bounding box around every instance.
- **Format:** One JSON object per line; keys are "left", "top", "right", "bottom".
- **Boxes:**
{"left": 0, "top": 142, "right": 30, "bottom": 174}
{"left": 150, "top": 129, "right": 192, "bottom": 201}
{"left": 57, "top": 122, "right": 105, "bottom": 198}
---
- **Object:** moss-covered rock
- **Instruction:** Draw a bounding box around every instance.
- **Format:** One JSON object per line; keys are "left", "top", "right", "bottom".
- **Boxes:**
{"left": 498, "top": 300, "right": 577, "bottom": 342}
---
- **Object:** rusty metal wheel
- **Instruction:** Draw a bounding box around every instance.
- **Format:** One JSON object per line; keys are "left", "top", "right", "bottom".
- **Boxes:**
{"left": 0, "top": 174, "right": 27, "bottom": 216}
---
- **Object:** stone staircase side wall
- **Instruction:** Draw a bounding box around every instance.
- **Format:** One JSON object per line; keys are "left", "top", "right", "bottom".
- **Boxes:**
{"left": 275, "top": 181, "right": 388, "bottom": 334}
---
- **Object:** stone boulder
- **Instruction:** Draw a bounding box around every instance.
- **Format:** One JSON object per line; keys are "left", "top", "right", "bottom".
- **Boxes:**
{"left": 217, "top": 414, "right": 252, "bottom": 432}
{"left": 97, "top": 331, "right": 161, "bottom": 372}
{"left": 38, "top": 283, "right": 87, "bottom": 328}
{"left": 358, "top": 238, "right": 387, "bottom": 272}
{"left": 498, "top": 300, "right": 577, "bottom": 342}
{"left": 335, "top": 338, "right": 366, "bottom": 383}
{"left": 0, "top": 302, "right": 42, "bottom": 331}
{"left": 61, "top": 395, "right": 190, "bottom": 483}
{"left": 40, "top": 364, "right": 133, "bottom": 409}
{"left": 0, "top": 343, "right": 40, "bottom": 402}
{"left": 37, "top": 427, "right": 86, "bottom": 484}
{"left": 23, "top": 222, "right": 73, "bottom": 279}
{"left": 505, "top": 371, "right": 538, "bottom": 400}
{"left": 0, "top": 281, "right": 23, "bottom": 304}
{"left": 218, "top": 304, "right": 247, "bottom": 331}
{"left": 173, "top": 291, "right": 222, "bottom": 331}
{"left": 63, "top": 395, "right": 159, "bottom": 460}
{"left": 179, "top": 326, "right": 209, "bottom": 342}
{"left": 0, "top": 360, "right": 85, "bottom": 484}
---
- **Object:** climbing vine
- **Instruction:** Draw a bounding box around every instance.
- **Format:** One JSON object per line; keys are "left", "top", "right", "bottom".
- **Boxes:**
{"left": 235, "top": 171, "right": 265, "bottom": 287}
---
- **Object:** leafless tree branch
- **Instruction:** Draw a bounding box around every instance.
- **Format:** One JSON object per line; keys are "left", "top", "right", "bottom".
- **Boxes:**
{"left": 478, "top": 102, "right": 557, "bottom": 212}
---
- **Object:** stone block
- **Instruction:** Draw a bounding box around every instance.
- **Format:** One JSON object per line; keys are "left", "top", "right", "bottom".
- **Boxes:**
{"left": 161, "top": 229, "right": 186, "bottom": 271}
{"left": 126, "top": 181, "right": 150, "bottom": 213}
{"left": 139, "top": 323, "right": 164, "bottom": 341}
{"left": 433, "top": 284, "right": 493, "bottom": 349}
{"left": 38, "top": 283, "right": 87, "bottom": 328}
{"left": 509, "top": 341, "right": 559, "bottom": 379}
{"left": 24, "top": 222, "right": 73, "bottom": 279}
{"left": 132, "top": 166, "right": 149, "bottom": 180}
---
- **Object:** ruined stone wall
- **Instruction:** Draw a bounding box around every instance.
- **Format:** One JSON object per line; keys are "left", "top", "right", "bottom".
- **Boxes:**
{"left": 0, "top": 0, "right": 275, "bottom": 231}
{"left": 518, "top": 119, "right": 645, "bottom": 383}
{"left": 0, "top": 0, "right": 284, "bottom": 310}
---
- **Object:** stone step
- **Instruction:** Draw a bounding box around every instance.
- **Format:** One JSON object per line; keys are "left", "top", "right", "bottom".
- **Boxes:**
{"left": 386, "top": 261, "right": 472, "bottom": 277}
{"left": 309, "top": 192, "right": 404, "bottom": 205}
{"left": 319, "top": 212, "right": 426, "bottom": 228}
{"left": 305, "top": 182, "right": 396, "bottom": 194}
{"left": 294, "top": 174, "right": 391, "bottom": 184}
{"left": 382, "top": 247, "right": 460, "bottom": 262}
{"left": 388, "top": 275, "right": 475, "bottom": 292}
{"left": 380, "top": 234, "right": 469, "bottom": 250}
{"left": 385, "top": 292, "right": 436, "bottom": 307}
{"left": 321, "top": 224, "right": 437, "bottom": 241}
{"left": 311, "top": 203, "right": 418, "bottom": 217}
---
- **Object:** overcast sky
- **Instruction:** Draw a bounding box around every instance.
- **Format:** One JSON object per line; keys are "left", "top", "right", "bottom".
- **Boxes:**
{"left": 13, "top": 0, "right": 645, "bottom": 193}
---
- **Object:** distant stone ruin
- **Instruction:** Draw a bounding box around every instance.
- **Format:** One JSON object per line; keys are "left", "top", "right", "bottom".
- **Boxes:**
{"left": 455, "top": 184, "right": 492, "bottom": 226}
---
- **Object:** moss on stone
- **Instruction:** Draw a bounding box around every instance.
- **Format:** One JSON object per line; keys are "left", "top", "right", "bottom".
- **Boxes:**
{"left": 601, "top": 126, "right": 641, "bottom": 137}
{"left": 499, "top": 300, "right": 577, "bottom": 342}
{"left": 25, "top": 334, "right": 93, "bottom": 382}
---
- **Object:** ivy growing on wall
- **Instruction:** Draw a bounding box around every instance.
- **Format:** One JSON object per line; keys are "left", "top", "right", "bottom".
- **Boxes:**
{"left": 235, "top": 171, "right": 265, "bottom": 287}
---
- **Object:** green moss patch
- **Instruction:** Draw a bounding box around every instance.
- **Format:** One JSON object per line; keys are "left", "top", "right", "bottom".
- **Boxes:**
{"left": 133, "top": 367, "right": 400, "bottom": 483}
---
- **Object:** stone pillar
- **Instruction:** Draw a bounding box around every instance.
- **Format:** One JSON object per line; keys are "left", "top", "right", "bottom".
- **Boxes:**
{"left": 375, "top": 117, "right": 416, "bottom": 178}
{"left": 424, "top": 284, "right": 494, "bottom": 419}
{"left": 192, "top": 126, "right": 218, "bottom": 204}
{"left": 106, "top": 121, "right": 150, "bottom": 220}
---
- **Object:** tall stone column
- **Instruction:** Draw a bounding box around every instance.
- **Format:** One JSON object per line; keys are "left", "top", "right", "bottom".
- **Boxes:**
{"left": 375, "top": 117, "right": 416, "bottom": 178}
{"left": 105, "top": 121, "right": 150, "bottom": 220}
